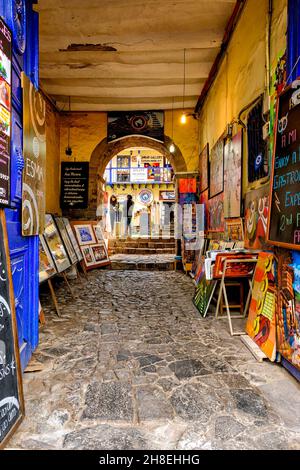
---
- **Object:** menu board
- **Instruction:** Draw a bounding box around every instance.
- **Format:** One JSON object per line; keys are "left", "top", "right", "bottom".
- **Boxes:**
{"left": 0, "top": 211, "right": 24, "bottom": 448}
{"left": 0, "top": 20, "right": 12, "bottom": 207}
{"left": 268, "top": 79, "right": 300, "bottom": 249}
{"left": 60, "top": 162, "right": 89, "bottom": 209}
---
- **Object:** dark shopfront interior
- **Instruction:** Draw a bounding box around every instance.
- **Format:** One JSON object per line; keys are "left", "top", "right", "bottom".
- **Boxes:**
{"left": 0, "top": 0, "right": 300, "bottom": 451}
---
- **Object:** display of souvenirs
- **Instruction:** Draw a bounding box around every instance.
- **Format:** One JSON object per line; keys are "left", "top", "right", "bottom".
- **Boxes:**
{"left": 245, "top": 252, "right": 277, "bottom": 361}
{"left": 43, "top": 214, "right": 71, "bottom": 273}
{"left": 54, "top": 216, "right": 78, "bottom": 265}
{"left": 39, "top": 236, "right": 56, "bottom": 283}
{"left": 72, "top": 220, "right": 110, "bottom": 270}
{"left": 244, "top": 186, "right": 269, "bottom": 249}
{"left": 62, "top": 217, "right": 83, "bottom": 262}
{"left": 276, "top": 250, "right": 300, "bottom": 372}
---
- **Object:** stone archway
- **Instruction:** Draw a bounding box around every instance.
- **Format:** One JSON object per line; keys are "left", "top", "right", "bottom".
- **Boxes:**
{"left": 88, "top": 135, "right": 186, "bottom": 216}
{"left": 63, "top": 135, "right": 186, "bottom": 219}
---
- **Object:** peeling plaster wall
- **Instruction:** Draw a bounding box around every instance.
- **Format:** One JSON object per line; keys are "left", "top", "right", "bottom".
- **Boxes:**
{"left": 198, "top": 0, "right": 287, "bottom": 195}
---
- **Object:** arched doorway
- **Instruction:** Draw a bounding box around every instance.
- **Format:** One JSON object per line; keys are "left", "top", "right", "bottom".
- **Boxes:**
{"left": 88, "top": 135, "right": 187, "bottom": 216}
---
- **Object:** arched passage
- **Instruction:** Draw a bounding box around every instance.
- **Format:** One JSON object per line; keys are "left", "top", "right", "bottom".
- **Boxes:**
{"left": 87, "top": 135, "right": 187, "bottom": 217}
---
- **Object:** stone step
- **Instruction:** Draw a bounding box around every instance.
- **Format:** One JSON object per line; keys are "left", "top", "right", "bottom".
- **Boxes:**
{"left": 109, "top": 247, "right": 175, "bottom": 255}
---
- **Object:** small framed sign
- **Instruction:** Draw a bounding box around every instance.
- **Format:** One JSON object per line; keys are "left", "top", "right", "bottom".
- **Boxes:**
{"left": 60, "top": 162, "right": 89, "bottom": 209}
{"left": 0, "top": 210, "right": 24, "bottom": 448}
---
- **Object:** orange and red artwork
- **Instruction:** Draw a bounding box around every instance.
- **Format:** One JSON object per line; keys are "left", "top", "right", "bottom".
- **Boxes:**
{"left": 246, "top": 252, "right": 277, "bottom": 361}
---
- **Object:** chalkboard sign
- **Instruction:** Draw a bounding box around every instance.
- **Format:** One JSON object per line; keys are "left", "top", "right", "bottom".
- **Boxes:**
{"left": 0, "top": 211, "right": 24, "bottom": 448}
{"left": 60, "top": 162, "right": 89, "bottom": 209}
{"left": 268, "top": 79, "right": 300, "bottom": 249}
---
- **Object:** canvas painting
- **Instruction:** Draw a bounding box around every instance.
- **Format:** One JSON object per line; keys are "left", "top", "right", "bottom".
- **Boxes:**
{"left": 223, "top": 131, "right": 242, "bottom": 218}
{"left": 54, "top": 217, "right": 78, "bottom": 265}
{"left": 209, "top": 138, "right": 224, "bottom": 198}
{"left": 74, "top": 224, "right": 96, "bottom": 246}
{"left": 207, "top": 193, "right": 224, "bottom": 232}
{"left": 81, "top": 246, "right": 95, "bottom": 267}
{"left": 199, "top": 144, "right": 209, "bottom": 193}
{"left": 193, "top": 275, "right": 217, "bottom": 318}
{"left": 43, "top": 214, "right": 71, "bottom": 273}
{"left": 225, "top": 218, "right": 244, "bottom": 241}
{"left": 93, "top": 224, "right": 105, "bottom": 244}
{"left": 245, "top": 252, "right": 277, "bottom": 361}
{"left": 244, "top": 186, "right": 270, "bottom": 249}
{"left": 39, "top": 236, "right": 56, "bottom": 283}
{"left": 63, "top": 218, "right": 83, "bottom": 262}
{"left": 90, "top": 243, "right": 109, "bottom": 263}
{"left": 276, "top": 250, "right": 300, "bottom": 371}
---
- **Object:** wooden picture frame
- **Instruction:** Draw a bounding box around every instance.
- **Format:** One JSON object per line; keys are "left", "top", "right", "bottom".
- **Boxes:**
{"left": 72, "top": 220, "right": 110, "bottom": 270}
{"left": 43, "top": 214, "right": 71, "bottom": 273}
{"left": 62, "top": 218, "right": 83, "bottom": 262}
{"left": 0, "top": 211, "right": 25, "bottom": 449}
{"left": 54, "top": 216, "right": 78, "bottom": 265}
{"left": 39, "top": 235, "right": 57, "bottom": 283}
{"left": 209, "top": 138, "right": 224, "bottom": 199}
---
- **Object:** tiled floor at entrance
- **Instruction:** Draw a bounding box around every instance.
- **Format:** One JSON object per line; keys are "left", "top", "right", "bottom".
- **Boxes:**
{"left": 8, "top": 270, "right": 300, "bottom": 450}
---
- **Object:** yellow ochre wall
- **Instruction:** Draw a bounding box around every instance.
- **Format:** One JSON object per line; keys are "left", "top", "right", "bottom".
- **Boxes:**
{"left": 198, "top": 0, "right": 287, "bottom": 194}
{"left": 45, "top": 101, "right": 61, "bottom": 214}
{"left": 59, "top": 109, "right": 199, "bottom": 172}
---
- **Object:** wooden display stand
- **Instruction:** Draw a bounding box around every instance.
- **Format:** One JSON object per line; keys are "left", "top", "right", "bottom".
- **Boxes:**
{"left": 215, "top": 258, "right": 258, "bottom": 336}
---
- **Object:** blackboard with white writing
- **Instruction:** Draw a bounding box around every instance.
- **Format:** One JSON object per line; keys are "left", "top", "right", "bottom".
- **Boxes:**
{"left": 268, "top": 79, "right": 300, "bottom": 250}
{"left": 60, "top": 162, "right": 89, "bottom": 209}
{"left": 0, "top": 211, "right": 24, "bottom": 448}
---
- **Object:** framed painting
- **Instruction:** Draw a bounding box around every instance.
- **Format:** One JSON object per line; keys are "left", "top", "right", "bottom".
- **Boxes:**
{"left": 54, "top": 216, "right": 78, "bottom": 265}
{"left": 43, "top": 214, "right": 71, "bottom": 273}
{"left": 81, "top": 246, "right": 96, "bottom": 267}
{"left": 0, "top": 211, "right": 25, "bottom": 448}
{"left": 245, "top": 252, "right": 276, "bottom": 361}
{"left": 74, "top": 224, "right": 96, "bottom": 246}
{"left": 244, "top": 185, "right": 270, "bottom": 250}
{"left": 93, "top": 224, "right": 105, "bottom": 244}
{"left": 90, "top": 243, "right": 109, "bottom": 264}
{"left": 199, "top": 143, "right": 209, "bottom": 193}
{"left": 225, "top": 218, "right": 244, "bottom": 241}
{"left": 62, "top": 218, "right": 83, "bottom": 262}
{"left": 209, "top": 138, "right": 224, "bottom": 198}
{"left": 207, "top": 192, "right": 224, "bottom": 232}
{"left": 193, "top": 275, "right": 217, "bottom": 318}
{"left": 39, "top": 235, "right": 57, "bottom": 283}
{"left": 224, "top": 131, "right": 242, "bottom": 218}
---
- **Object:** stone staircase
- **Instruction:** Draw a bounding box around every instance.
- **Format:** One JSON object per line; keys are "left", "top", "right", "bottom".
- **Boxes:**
{"left": 108, "top": 237, "right": 176, "bottom": 255}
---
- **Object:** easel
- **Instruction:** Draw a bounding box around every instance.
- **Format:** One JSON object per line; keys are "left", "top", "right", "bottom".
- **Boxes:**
{"left": 215, "top": 258, "right": 258, "bottom": 336}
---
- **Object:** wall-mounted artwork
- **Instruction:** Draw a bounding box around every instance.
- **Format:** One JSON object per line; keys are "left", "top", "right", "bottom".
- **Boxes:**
{"left": 43, "top": 214, "right": 71, "bottom": 273}
{"left": 108, "top": 111, "right": 164, "bottom": 142}
{"left": 207, "top": 192, "right": 224, "bottom": 232}
{"left": 224, "top": 131, "right": 242, "bottom": 218}
{"left": 209, "top": 138, "right": 224, "bottom": 198}
{"left": 199, "top": 144, "right": 209, "bottom": 193}
{"left": 276, "top": 250, "right": 300, "bottom": 372}
{"left": 179, "top": 178, "right": 197, "bottom": 193}
{"left": 244, "top": 185, "right": 270, "bottom": 250}
{"left": 200, "top": 190, "right": 208, "bottom": 232}
{"left": 246, "top": 252, "right": 277, "bottom": 361}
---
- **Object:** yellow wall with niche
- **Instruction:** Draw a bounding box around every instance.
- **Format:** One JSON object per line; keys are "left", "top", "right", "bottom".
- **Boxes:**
{"left": 198, "top": 0, "right": 287, "bottom": 194}
{"left": 59, "top": 108, "right": 199, "bottom": 172}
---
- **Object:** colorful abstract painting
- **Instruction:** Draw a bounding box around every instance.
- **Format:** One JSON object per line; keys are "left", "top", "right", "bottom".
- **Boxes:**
{"left": 209, "top": 138, "right": 224, "bottom": 198}
{"left": 244, "top": 185, "right": 270, "bottom": 249}
{"left": 224, "top": 131, "right": 242, "bottom": 218}
{"left": 193, "top": 275, "right": 217, "bottom": 318}
{"left": 276, "top": 250, "right": 300, "bottom": 371}
{"left": 207, "top": 192, "right": 224, "bottom": 232}
{"left": 246, "top": 252, "right": 277, "bottom": 361}
{"left": 199, "top": 144, "right": 209, "bottom": 193}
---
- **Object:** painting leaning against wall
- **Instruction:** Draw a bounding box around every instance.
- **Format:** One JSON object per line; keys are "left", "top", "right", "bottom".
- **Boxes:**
{"left": 244, "top": 185, "right": 270, "bottom": 250}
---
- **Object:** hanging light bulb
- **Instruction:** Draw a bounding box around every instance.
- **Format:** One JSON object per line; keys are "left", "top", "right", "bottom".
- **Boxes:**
{"left": 180, "top": 113, "right": 187, "bottom": 124}
{"left": 169, "top": 143, "right": 175, "bottom": 153}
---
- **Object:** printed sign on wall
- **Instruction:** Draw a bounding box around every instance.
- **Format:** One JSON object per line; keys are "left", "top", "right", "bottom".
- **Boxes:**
{"left": 22, "top": 73, "right": 46, "bottom": 235}
{"left": 0, "top": 19, "right": 12, "bottom": 207}
{"left": 60, "top": 162, "right": 89, "bottom": 209}
{"left": 108, "top": 111, "right": 164, "bottom": 142}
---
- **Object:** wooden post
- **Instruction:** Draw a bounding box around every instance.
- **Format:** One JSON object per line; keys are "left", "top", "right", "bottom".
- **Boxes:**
{"left": 62, "top": 272, "right": 76, "bottom": 299}
{"left": 47, "top": 279, "right": 61, "bottom": 317}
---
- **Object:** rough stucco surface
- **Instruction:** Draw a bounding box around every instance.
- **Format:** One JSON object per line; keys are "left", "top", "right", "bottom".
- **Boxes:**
{"left": 45, "top": 102, "right": 61, "bottom": 214}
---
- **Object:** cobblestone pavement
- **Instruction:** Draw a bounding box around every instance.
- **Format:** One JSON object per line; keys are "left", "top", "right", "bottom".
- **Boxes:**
{"left": 8, "top": 270, "right": 300, "bottom": 450}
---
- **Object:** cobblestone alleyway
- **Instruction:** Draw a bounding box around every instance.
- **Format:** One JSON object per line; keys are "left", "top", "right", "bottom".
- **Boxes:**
{"left": 9, "top": 270, "right": 300, "bottom": 450}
